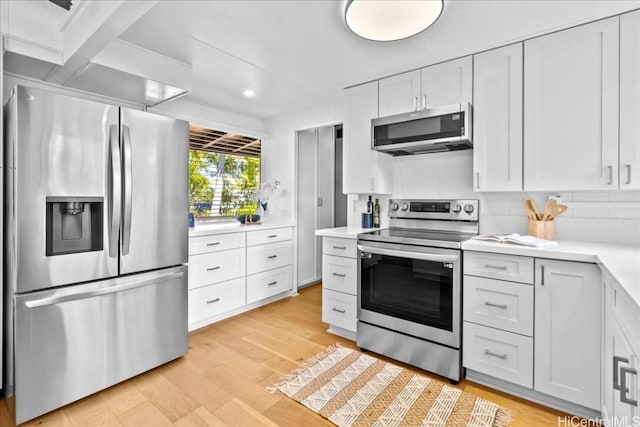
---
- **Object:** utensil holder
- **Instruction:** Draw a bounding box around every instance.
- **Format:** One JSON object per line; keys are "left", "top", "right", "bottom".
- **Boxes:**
{"left": 528, "top": 219, "right": 555, "bottom": 240}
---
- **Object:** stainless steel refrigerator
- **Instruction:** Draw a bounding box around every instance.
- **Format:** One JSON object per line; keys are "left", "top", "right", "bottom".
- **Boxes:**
{"left": 3, "top": 85, "right": 189, "bottom": 424}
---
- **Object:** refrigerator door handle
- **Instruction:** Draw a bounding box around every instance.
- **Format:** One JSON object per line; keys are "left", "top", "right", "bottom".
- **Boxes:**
{"left": 108, "top": 125, "right": 122, "bottom": 258}
{"left": 24, "top": 270, "right": 185, "bottom": 308}
{"left": 122, "top": 125, "right": 133, "bottom": 256}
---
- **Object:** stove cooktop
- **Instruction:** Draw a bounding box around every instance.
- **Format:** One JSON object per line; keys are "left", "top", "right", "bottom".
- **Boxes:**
{"left": 358, "top": 228, "right": 476, "bottom": 249}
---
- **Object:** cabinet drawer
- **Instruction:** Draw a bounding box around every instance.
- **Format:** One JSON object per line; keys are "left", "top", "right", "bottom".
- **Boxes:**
{"left": 323, "top": 255, "right": 358, "bottom": 295}
{"left": 188, "top": 277, "right": 245, "bottom": 326}
{"left": 611, "top": 280, "right": 640, "bottom": 356}
{"left": 189, "top": 232, "right": 245, "bottom": 255}
{"left": 247, "top": 266, "right": 292, "bottom": 304}
{"left": 323, "top": 237, "right": 357, "bottom": 258}
{"left": 246, "top": 227, "right": 292, "bottom": 246}
{"left": 463, "top": 276, "right": 533, "bottom": 336}
{"left": 247, "top": 240, "right": 293, "bottom": 275}
{"left": 463, "top": 322, "right": 533, "bottom": 388}
{"left": 322, "top": 289, "right": 357, "bottom": 333}
{"left": 189, "top": 248, "right": 245, "bottom": 289}
{"left": 464, "top": 251, "right": 534, "bottom": 284}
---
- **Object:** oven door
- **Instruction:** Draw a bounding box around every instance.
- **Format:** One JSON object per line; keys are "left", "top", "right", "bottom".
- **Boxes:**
{"left": 357, "top": 241, "right": 460, "bottom": 348}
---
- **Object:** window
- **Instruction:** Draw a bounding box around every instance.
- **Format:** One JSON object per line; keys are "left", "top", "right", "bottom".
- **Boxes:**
{"left": 188, "top": 125, "right": 261, "bottom": 223}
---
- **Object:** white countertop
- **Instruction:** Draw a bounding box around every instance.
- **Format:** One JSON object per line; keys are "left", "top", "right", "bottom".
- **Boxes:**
{"left": 462, "top": 239, "right": 640, "bottom": 308}
{"left": 189, "top": 221, "right": 294, "bottom": 237}
{"left": 315, "top": 226, "right": 384, "bottom": 239}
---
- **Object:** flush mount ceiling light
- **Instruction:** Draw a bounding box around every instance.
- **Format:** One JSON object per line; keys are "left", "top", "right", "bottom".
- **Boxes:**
{"left": 243, "top": 89, "right": 255, "bottom": 97}
{"left": 345, "top": 0, "right": 443, "bottom": 42}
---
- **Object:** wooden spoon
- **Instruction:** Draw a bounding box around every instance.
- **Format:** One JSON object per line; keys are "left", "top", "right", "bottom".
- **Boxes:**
{"left": 527, "top": 199, "right": 541, "bottom": 220}
{"left": 552, "top": 204, "right": 568, "bottom": 219}
{"left": 523, "top": 200, "right": 534, "bottom": 219}
{"left": 542, "top": 199, "right": 557, "bottom": 221}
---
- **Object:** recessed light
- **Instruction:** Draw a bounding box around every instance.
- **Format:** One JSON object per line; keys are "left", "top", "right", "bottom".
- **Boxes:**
{"left": 345, "top": 0, "right": 443, "bottom": 42}
{"left": 243, "top": 89, "right": 255, "bottom": 97}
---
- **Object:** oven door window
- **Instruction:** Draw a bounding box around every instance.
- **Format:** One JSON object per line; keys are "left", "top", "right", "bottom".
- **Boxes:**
{"left": 361, "top": 253, "right": 453, "bottom": 331}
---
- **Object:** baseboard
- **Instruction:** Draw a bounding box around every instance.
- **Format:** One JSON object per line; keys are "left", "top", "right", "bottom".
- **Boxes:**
{"left": 326, "top": 325, "right": 356, "bottom": 341}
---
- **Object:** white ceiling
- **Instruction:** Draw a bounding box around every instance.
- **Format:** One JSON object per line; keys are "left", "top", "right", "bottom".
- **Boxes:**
{"left": 104, "top": 1, "right": 640, "bottom": 119}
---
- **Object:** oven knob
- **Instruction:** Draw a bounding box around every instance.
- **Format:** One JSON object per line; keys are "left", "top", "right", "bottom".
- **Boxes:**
{"left": 401, "top": 203, "right": 409, "bottom": 211}
{"left": 464, "top": 204, "right": 475, "bottom": 214}
{"left": 391, "top": 202, "right": 399, "bottom": 211}
{"left": 452, "top": 203, "right": 462, "bottom": 213}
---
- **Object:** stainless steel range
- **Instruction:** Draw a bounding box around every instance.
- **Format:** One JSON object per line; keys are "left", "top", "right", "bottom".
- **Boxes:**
{"left": 357, "top": 198, "right": 479, "bottom": 382}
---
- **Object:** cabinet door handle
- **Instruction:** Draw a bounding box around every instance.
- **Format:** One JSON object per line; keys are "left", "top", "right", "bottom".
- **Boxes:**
{"left": 267, "top": 234, "right": 278, "bottom": 238}
{"left": 540, "top": 264, "right": 545, "bottom": 286}
{"left": 267, "top": 255, "right": 278, "bottom": 259}
{"left": 614, "top": 355, "right": 630, "bottom": 390}
{"left": 332, "top": 307, "right": 346, "bottom": 314}
{"left": 422, "top": 94, "right": 427, "bottom": 110}
{"left": 333, "top": 246, "right": 347, "bottom": 250}
{"left": 484, "top": 264, "right": 507, "bottom": 270}
{"left": 625, "top": 164, "right": 632, "bottom": 185}
{"left": 475, "top": 172, "right": 480, "bottom": 190}
{"left": 206, "top": 242, "right": 220, "bottom": 246}
{"left": 413, "top": 96, "right": 418, "bottom": 111}
{"left": 206, "top": 266, "right": 221, "bottom": 271}
{"left": 620, "top": 367, "right": 638, "bottom": 407}
{"left": 484, "top": 301, "right": 508, "bottom": 309}
{"left": 607, "top": 165, "right": 613, "bottom": 185}
{"left": 206, "top": 298, "right": 221, "bottom": 304}
{"left": 267, "top": 281, "right": 278, "bottom": 286}
{"left": 332, "top": 272, "right": 346, "bottom": 277}
{"left": 484, "top": 349, "right": 507, "bottom": 360}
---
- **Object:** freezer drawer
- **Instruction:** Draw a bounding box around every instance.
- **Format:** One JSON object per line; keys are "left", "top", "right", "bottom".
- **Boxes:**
{"left": 13, "top": 266, "right": 188, "bottom": 424}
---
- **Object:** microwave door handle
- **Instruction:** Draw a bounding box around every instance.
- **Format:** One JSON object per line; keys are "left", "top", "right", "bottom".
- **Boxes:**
{"left": 357, "top": 244, "right": 459, "bottom": 263}
{"left": 122, "top": 125, "right": 133, "bottom": 256}
{"left": 108, "top": 125, "right": 121, "bottom": 258}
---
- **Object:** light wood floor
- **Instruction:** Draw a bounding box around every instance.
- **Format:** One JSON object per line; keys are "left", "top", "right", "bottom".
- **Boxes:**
{"left": 0, "top": 284, "right": 569, "bottom": 426}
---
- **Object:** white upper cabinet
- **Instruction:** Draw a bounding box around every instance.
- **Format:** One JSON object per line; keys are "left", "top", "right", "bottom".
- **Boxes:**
{"left": 378, "top": 70, "right": 421, "bottom": 117}
{"left": 378, "top": 57, "right": 472, "bottom": 117}
{"left": 473, "top": 43, "right": 523, "bottom": 192}
{"left": 524, "top": 17, "right": 619, "bottom": 191}
{"left": 620, "top": 10, "right": 640, "bottom": 190}
{"left": 342, "top": 82, "right": 393, "bottom": 194}
{"left": 420, "top": 56, "right": 472, "bottom": 108}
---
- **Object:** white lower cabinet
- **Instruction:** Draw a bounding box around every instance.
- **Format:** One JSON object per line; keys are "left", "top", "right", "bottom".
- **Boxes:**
{"left": 463, "top": 322, "right": 533, "bottom": 388}
{"left": 188, "top": 227, "right": 294, "bottom": 330}
{"left": 321, "top": 236, "right": 358, "bottom": 339}
{"left": 322, "top": 289, "right": 357, "bottom": 333}
{"left": 463, "top": 251, "right": 602, "bottom": 416}
{"left": 534, "top": 259, "right": 601, "bottom": 410}
{"left": 602, "top": 273, "right": 640, "bottom": 424}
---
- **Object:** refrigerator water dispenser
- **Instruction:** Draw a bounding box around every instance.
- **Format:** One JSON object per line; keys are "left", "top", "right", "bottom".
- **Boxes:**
{"left": 46, "top": 196, "right": 104, "bottom": 256}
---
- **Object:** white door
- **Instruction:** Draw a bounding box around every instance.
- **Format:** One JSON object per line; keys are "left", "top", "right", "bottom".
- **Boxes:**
{"left": 534, "top": 259, "right": 601, "bottom": 410}
{"left": 473, "top": 43, "right": 523, "bottom": 192}
{"left": 420, "top": 56, "right": 472, "bottom": 108}
{"left": 297, "top": 128, "right": 319, "bottom": 286}
{"left": 524, "top": 18, "right": 619, "bottom": 191}
{"left": 378, "top": 70, "right": 421, "bottom": 117}
{"left": 620, "top": 10, "right": 640, "bottom": 190}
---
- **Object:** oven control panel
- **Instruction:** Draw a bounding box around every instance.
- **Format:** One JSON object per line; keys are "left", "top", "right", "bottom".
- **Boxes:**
{"left": 389, "top": 199, "right": 479, "bottom": 221}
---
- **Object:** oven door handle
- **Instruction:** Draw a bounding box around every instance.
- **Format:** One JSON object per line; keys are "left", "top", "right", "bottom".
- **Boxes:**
{"left": 357, "top": 245, "right": 459, "bottom": 263}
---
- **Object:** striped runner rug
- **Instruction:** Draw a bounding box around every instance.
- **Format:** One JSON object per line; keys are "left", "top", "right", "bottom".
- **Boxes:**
{"left": 270, "top": 345, "right": 512, "bottom": 427}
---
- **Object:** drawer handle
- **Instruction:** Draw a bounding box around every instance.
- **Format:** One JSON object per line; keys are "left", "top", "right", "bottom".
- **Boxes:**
{"left": 267, "top": 281, "right": 278, "bottom": 286}
{"left": 333, "top": 246, "right": 347, "bottom": 250}
{"left": 206, "top": 266, "right": 221, "bottom": 271}
{"left": 614, "top": 355, "right": 630, "bottom": 390}
{"left": 484, "top": 349, "right": 507, "bottom": 360}
{"left": 332, "top": 307, "right": 346, "bottom": 314}
{"left": 206, "top": 298, "right": 221, "bottom": 304}
{"left": 620, "top": 367, "right": 638, "bottom": 407}
{"left": 484, "top": 301, "right": 508, "bottom": 309}
{"left": 484, "top": 264, "right": 507, "bottom": 270}
{"left": 332, "top": 272, "right": 346, "bottom": 277}
{"left": 206, "top": 242, "right": 220, "bottom": 246}
{"left": 267, "top": 234, "right": 278, "bottom": 238}
{"left": 267, "top": 255, "right": 278, "bottom": 259}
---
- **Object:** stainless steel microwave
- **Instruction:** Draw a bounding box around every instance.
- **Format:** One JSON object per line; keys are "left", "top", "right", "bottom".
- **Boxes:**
{"left": 372, "top": 103, "right": 472, "bottom": 156}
